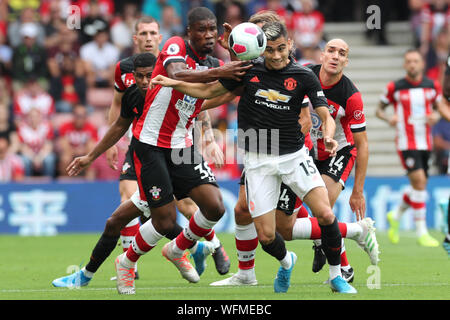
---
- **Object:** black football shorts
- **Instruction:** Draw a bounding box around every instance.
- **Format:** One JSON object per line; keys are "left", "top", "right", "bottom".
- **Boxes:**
{"left": 131, "top": 138, "right": 218, "bottom": 208}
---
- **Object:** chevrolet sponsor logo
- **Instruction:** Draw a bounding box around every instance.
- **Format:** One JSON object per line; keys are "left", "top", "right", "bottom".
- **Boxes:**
{"left": 255, "top": 89, "right": 291, "bottom": 103}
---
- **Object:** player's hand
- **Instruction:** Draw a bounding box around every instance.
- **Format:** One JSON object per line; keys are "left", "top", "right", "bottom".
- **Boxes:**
{"left": 324, "top": 136, "right": 338, "bottom": 157}
{"left": 218, "top": 23, "right": 233, "bottom": 50}
{"left": 218, "top": 60, "right": 253, "bottom": 81}
{"left": 204, "top": 141, "right": 224, "bottom": 169}
{"left": 106, "top": 145, "right": 119, "bottom": 170}
{"left": 349, "top": 191, "right": 366, "bottom": 220}
{"left": 151, "top": 74, "right": 179, "bottom": 88}
{"left": 388, "top": 114, "right": 398, "bottom": 127}
{"left": 66, "top": 155, "right": 93, "bottom": 176}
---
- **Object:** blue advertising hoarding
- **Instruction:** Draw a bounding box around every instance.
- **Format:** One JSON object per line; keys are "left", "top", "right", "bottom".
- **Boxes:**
{"left": 0, "top": 176, "right": 448, "bottom": 235}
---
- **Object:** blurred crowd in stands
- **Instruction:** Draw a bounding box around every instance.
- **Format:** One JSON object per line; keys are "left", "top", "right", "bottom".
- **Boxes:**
{"left": 0, "top": 0, "right": 448, "bottom": 182}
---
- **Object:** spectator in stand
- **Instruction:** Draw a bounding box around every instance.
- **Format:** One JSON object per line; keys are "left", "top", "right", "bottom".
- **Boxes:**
{"left": 12, "top": 78, "right": 55, "bottom": 123}
{"left": 11, "top": 22, "right": 48, "bottom": 88}
{"left": 159, "top": 5, "right": 184, "bottom": 45}
{"left": 80, "top": 25, "right": 119, "bottom": 89}
{"left": 0, "top": 31, "right": 12, "bottom": 77}
{"left": 78, "top": 1, "right": 109, "bottom": 45}
{"left": 290, "top": 0, "right": 325, "bottom": 58}
{"left": 0, "top": 133, "right": 24, "bottom": 182}
{"left": 89, "top": 111, "right": 128, "bottom": 181}
{"left": 76, "top": 0, "right": 115, "bottom": 21}
{"left": 110, "top": 2, "right": 138, "bottom": 54}
{"left": 409, "top": 0, "right": 424, "bottom": 47}
{"left": 0, "top": 103, "right": 19, "bottom": 154}
{"left": 57, "top": 104, "right": 97, "bottom": 177}
{"left": 432, "top": 117, "right": 450, "bottom": 174}
{"left": 17, "top": 108, "right": 56, "bottom": 178}
{"left": 47, "top": 38, "right": 87, "bottom": 112}
{"left": 41, "top": 1, "right": 78, "bottom": 50}
{"left": 420, "top": 0, "right": 450, "bottom": 56}
{"left": 141, "top": 0, "right": 182, "bottom": 24}
{"left": 7, "top": 7, "right": 45, "bottom": 48}
{"left": 425, "top": 28, "right": 449, "bottom": 82}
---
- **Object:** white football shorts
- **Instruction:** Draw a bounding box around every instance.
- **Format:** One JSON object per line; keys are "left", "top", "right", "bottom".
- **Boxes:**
{"left": 244, "top": 146, "right": 325, "bottom": 218}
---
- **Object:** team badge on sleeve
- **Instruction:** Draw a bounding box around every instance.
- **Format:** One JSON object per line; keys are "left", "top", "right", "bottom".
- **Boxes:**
{"left": 150, "top": 186, "right": 162, "bottom": 201}
{"left": 353, "top": 110, "right": 364, "bottom": 120}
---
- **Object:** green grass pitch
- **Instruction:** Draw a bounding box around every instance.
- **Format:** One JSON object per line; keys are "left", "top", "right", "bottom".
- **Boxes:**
{"left": 1, "top": 231, "right": 449, "bottom": 300}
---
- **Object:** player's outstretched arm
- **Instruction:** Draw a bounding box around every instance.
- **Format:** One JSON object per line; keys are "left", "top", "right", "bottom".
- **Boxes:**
{"left": 202, "top": 91, "right": 237, "bottom": 111}
{"left": 66, "top": 116, "right": 133, "bottom": 176}
{"left": 151, "top": 75, "right": 229, "bottom": 99}
{"left": 167, "top": 60, "right": 252, "bottom": 83}
{"left": 350, "top": 130, "right": 368, "bottom": 220}
{"left": 316, "top": 105, "right": 337, "bottom": 156}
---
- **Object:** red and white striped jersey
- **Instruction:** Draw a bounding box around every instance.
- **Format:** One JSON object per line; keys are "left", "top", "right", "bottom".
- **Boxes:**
{"left": 133, "top": 36, "right": 222, "bottom": 149}
{"left": 304, "top": 64, "right": 366, "bottom": 161}
{"left": 17, "top": 121, "right": 54, "bottom": 154}
{"left": 0, "top": 153, "right": 24, "bottom": 182}
{"left": 13, "top": 91, "right": 55, "bottom": 119}
{"left": 381, "top": 76, "right": 442, "bottom": 151}
{"left": 58, "top": 121, "right": 98, "bottom": 148}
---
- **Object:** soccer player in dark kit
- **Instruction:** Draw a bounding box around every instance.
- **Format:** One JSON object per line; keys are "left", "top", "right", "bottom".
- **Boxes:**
{"left": 152, "top": 21, "right": 358, "bottom": 294}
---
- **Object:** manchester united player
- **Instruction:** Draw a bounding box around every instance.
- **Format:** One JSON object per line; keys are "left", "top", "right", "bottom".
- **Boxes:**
{"left": 112, "top": 7, "right": 252, "bottom": 294}
{"left": 376, "top": 49, "right": 446, "bottom": 247}
{"left": 152, "top": 21, "right": 358, "bottom": 294}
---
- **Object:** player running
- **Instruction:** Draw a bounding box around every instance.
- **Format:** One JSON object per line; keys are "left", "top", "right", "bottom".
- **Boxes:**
{"left": 107, "top": 15, "right": 230, "bottom": 277}
{"left": 210, "top": 38, "right": 378, "bottom": 287}
{"left": 51, "top": 53, "right": 212, "bottom": 289}
{"left": 376, "top": 49, "right": 447, "bottom": 247}
{"left": 112, "top": 7, "right": 252, "bottom": 294}
{"left": 152, "top": 21, "right": 358, "bottom": 294}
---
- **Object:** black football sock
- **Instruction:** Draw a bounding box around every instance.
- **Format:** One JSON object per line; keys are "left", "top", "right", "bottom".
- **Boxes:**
{"left": 85, "top": 233, "right": 120, "bottom": 274}
{"left": 320, "top": 217, "right": 342, "bottom": 266}
{"left": 260, "top": 232, "right": 287, "bottom": 261}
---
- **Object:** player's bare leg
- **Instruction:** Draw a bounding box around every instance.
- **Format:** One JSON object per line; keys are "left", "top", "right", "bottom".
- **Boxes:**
{"left": 389, "top": 168, "right": 438, "bottom": 246}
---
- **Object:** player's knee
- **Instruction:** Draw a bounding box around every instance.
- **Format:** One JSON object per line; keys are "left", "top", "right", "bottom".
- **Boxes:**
{"left": 153, "top": 215, "right": 176, "bottom": 234}
{"left": 104, "top": 216, "right": 123, "bottom": 236}
{"left": 314, "top": 208, "right": 335, "bottom": 226}
{"left": 258, "top": 231, "right": 276, "bottom": 246}
{"left": 202, "top": 198, "right": 225, "bottom": 221}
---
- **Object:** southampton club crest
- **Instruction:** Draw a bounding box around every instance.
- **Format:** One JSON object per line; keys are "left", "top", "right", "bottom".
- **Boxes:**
{"left": 150, "top": 186, "right": 162, "bottom": 201}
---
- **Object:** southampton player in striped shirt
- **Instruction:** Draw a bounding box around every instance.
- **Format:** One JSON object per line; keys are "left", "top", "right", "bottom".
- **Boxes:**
{"left": 376, "top": 49, "right": 448, "bottom": 247}
{"left": 108, "top": 15, "right": 230, "bottom": 279}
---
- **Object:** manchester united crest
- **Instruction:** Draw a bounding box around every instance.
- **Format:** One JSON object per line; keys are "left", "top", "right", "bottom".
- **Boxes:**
{"left": 284, "top": 77, "right": 297, "bottom": 91}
